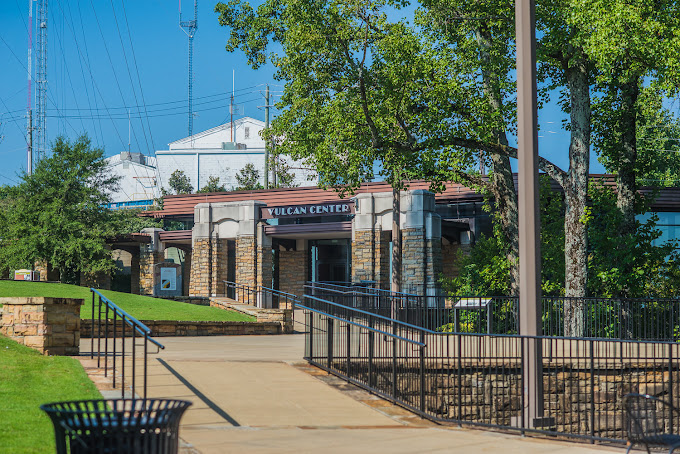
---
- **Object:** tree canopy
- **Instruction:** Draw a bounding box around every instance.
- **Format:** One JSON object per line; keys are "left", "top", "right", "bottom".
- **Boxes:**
{"left": 0, "top": 136, "right": 119, "bottom": 283}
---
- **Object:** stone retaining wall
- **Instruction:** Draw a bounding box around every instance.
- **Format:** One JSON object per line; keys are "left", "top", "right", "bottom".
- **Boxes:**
{"left": 332, "top": 362, "right": 677, "bottom": 439}
{"left": 211, "top": 297, "right": 293, "bottom": 334}
{"left": 0, "top": 297, "right": 82, "bottom": 355}
{"left": 81, "top": 319, "right": 281, "bottom": 337}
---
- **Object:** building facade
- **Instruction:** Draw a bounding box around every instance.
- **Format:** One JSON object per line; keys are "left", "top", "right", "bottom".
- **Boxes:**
{"left": 155, "top": 117, "right": 315, "bottom": 193}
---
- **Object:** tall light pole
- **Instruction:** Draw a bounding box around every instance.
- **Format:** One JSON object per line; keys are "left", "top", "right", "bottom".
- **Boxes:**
{"left": 516, "top": 0, "right": 545, "bottom": 428}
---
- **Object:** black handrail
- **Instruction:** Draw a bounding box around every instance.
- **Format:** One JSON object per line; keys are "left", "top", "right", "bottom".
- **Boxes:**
{"left": 301, "top": 292, "right": 680, "bottom": 445}
{"left": 89, "top": 288, "right": 165, "bottom": 400}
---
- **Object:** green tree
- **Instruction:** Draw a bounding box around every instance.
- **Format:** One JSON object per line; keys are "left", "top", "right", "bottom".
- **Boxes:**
{"left": 167, "top": 170, "right": 194, "bottom": 194}
{"left": 197, "top": 176, "right": 227, "bottom": 193}
{"left": 0, "top": 136, "right": 119, "bottom": 283}
{"left": 234, "top": 163, "right": 264, "bottom": 190}
{"left": 269, "top": 157, "right": 298, "bottom": 188}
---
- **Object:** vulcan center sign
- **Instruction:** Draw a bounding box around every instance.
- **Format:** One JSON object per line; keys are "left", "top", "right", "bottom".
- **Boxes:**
{"left": 261, "top": 201, "right": 354, "bottom": 219}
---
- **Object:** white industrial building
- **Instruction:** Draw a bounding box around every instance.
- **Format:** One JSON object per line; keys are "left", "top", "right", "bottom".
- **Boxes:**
{"left": 104, "top": 117, "right": 316, "bottom": 207}
{"left": 104, "top": 152, "right": 159, "bottom": 209}
{"left": 155, "top": 117, "right": 315, "bottom": 193}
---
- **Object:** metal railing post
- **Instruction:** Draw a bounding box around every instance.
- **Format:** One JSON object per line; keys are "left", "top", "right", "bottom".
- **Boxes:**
{"left": 90, "top": 291, "right": 95, "bottom": 359}
{"left": 144, "top": 331, "right": 148, "bottom": 400}
{"left": 327, "top": 316, "right": 334, "bottom": 369}
{"left": 346, "top": 322, "right": 351, "bottom": 377}
{"left": 104, "top": 303, "right": 109, "bottom": 377}
{"left": 590, "top": 339, "right": 595, "bottom": 442}
{"left": 420, "top": 330, "right": 425, "bottom": 413}
{"left": 121, "top": 316, "right": 126, "bottom": 399}
{"left": 112, "top": 310, "right": 117, "bottom": 388}
{"left": 368, "top": 318, "right": 374, "bottom": 388}
{"left": 97, "top": 295, "right": 102, "bottom": 368}
{"left": 132, "top": 322, "right": 136, "bottom": 399}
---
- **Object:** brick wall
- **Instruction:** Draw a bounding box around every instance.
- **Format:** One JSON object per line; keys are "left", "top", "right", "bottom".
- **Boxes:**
{"left": 279, "top": 249, "right": 307, "bottom": 298}
{"left": 0, "top": 297, "right": 82, "bottom": 355}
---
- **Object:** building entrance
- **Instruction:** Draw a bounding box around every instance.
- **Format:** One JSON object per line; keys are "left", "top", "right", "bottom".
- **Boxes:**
{"left": 310, "top": 239, "right": 351, "bottom": 283}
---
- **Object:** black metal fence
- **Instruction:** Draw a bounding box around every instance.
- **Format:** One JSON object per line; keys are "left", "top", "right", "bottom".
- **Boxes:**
{"left": 300, "top": 293, "right": 680, "bottom": 444}
{"left": 306, "top": 282, "right": 680, "bottom": 341}
{"left": 89, "top": 289, "right": 164, "bottom": 400}
{"left": 223, "top": 281, "right": 300, "bottom": 310}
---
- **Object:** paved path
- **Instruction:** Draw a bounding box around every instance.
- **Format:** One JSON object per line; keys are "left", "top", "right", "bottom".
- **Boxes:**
{"left": 82, "top": 335, "right": 626, "bottom": 454}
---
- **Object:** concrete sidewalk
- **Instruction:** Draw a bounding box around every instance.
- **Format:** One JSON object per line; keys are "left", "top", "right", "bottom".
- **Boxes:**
{"left": 83, "top": 335, "right": 624, "bottom": 454}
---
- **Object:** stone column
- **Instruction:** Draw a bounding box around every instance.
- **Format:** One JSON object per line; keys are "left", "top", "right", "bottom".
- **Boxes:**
{"left": 190, "top": 201, "right": 266, "bottom": 297}
{"left": 235, "top": 201, "right": 266, "bottom": 289}
{"left": 352, "top": 192, "right": 393, "bottom": 287}
{"left": 0, "top": 297, "right": 82, "bottom": 355}
{"left": 139, "top": 228, "right": 164, "bottom": 295}
{"left": 400, "top": 190, "right": 441, "bottom": 295}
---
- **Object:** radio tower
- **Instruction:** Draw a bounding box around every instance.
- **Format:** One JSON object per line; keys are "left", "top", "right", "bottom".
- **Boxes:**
{"left": 35, "top": 0, "right": 47, "bottom": 160}
{"left": 27, "top": 0, "right": 33, "bottom": 174}
{"left": 179, "top": 0, "right": 198, "bottom": 140}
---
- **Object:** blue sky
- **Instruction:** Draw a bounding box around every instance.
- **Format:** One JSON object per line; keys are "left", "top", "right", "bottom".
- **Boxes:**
{"left": 0, "top": 0, "right": 601, "bottom": 187}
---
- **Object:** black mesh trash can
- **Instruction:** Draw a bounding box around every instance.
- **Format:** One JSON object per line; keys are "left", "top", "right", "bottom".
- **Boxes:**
{"left": 40, "top": 399, "right": 191, "bottom": 454}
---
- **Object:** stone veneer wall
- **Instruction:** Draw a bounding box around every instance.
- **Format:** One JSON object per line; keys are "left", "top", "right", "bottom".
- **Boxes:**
{"left": 352, "top": 230, "right": 391, "bottom": 289}
{"left": 279, "top": 249, "right": 307, "bottom": 298}
{"left": 189, "top": 238, "right": 230, "bottom": 297}
{"left": 0, "top": 297, "right": 82, "bottom": 355}
{"left": 139, "top": 248, "right": 164, "bottom": 295}
{"left": 80, "top": 319, "right": 281, "bottom": 337}
{"left": 257, "top": 246, "right": 273, "bottom": 289}
{"left": 352, "top": 229, "right": 374, "bottom": 284}
{"left": 336, "top": 362, "right": 675, "bottom": 439}
{"left": 34, "top": 261, "right": 59, "bottom": 282}
{"left": 401, "top": 228, "right": 426, "bottom": 290}
{"left": 236, "top": 236, "right": 257, "bottom": 287}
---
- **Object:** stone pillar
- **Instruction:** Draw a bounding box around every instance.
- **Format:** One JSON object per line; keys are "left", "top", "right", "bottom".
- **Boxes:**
{"left": 256, "top": 223, "right": 273, "bottom": 289}
{"left": 235, "top": 201, "right": 266, "bottom": 289}
{"left": 130, "top": 252, "right": 140, "bottom": 295}
{"left": 236, "top": 235, "right": 257, "bottom": 287}
{"left": 35, "top": 261, "right": 59, "bottom": 282}
{"left": 190, "top": 201, "right": 266, "bottom": 297}
{"left": 139, "top": 228, "right": 165, "bottom": 295}
{"left": 352, "top": 192, "right": 393, "bottom": 288}
{"left": 0, "top": 297, "right": 82, "bottom": 355}
{"left": 400, "top": 190, "right": 442, "bottom": 295}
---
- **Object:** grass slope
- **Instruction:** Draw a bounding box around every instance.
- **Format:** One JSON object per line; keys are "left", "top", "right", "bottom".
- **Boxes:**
{"left": 0, "top": 336, "right": 102, "bottom": 454}
{"left": 0, "top": 280, "right": 254, "bottom": 322}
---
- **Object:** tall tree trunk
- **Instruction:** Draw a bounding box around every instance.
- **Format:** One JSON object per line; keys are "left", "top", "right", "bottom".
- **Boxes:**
{"left": 563, "top": 64, "right": 591, "bottom": 337}
{"left": 476, "top": 27, "right": 520, "bottom": 297}
{"left": 616, "top": 78, "right": 640, "bottom": 236}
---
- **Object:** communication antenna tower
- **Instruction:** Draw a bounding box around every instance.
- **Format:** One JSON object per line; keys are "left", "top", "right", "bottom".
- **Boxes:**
{"left": 27, "top": 0, "right": 34, "bottom": 174}
{"left": 35, "top": 0, "right": 47, "bottom": 161}
{"left": 179, "top": 0, "right": 198, "bottom": 140}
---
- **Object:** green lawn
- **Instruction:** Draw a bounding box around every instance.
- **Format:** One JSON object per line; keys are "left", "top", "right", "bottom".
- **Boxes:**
{"left": 0, "top": 280, "right": 254, "bottom": 322}
{"left": 0, "top": 336, "right": 102, "bottom": 453}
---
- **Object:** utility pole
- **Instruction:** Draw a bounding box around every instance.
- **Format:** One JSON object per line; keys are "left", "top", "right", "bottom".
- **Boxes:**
{"left": 516, "top": 0, "right": 545, "bottom": 429}
{"left": 230, "top": 70, "right": 235, "bottom": 142}
{"left": 264, "top": 85, "right": 270, "bottom": 189}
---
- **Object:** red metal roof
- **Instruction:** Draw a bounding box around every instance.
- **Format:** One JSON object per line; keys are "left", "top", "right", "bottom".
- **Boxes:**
{"left": 144, "top": 176, "right": 680, "bottom": 220}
